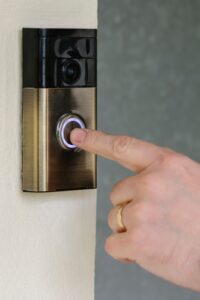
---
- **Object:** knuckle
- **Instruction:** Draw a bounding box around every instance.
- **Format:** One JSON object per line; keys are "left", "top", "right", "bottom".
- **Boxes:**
{"left": 159, "top": 152, "right": 187, "bottom": 170}
{"left": 109, "top": 179, "right": 125, "bottom": 205}
{"left": 112, "top": 136, "right": 133, "bottom": 157}
{"left": 110, "top": 176, "right": 134, "bottom": 206}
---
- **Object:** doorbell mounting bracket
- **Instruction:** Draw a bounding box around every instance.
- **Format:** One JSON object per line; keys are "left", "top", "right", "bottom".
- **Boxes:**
{"left": 22, "top": 28, "right": 97, "bottom": 192}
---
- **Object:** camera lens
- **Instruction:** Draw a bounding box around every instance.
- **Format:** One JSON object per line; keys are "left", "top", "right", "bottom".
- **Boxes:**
{"left": 61, "top": 60, "right": 81, "bottom": 84}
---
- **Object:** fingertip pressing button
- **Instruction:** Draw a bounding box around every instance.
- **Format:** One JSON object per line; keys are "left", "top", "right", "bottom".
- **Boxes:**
{"left": 56, "top": 114, "right": 86, "bottom": 150}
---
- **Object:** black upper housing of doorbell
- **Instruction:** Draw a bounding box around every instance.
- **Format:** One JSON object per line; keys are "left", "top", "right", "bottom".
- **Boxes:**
{"left": 23, "top": 28, "right": 97, "bottom": 88}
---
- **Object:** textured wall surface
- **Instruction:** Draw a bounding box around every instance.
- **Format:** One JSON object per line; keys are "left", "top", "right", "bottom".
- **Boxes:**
{"left": 96, "top": 1, "right": 200, "bottom": 299}
{"left": 0, "top": 1, "right": 97, "bottom": 300}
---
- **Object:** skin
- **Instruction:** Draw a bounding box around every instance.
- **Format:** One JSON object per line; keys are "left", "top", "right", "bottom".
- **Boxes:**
{"left": 70, "top": 128, "right": 200, "bottom": 292}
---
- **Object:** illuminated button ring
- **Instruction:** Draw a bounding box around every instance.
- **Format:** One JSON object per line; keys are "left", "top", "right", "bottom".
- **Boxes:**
{"left": 56, "top": 114, "right": 86, "bottom": 151}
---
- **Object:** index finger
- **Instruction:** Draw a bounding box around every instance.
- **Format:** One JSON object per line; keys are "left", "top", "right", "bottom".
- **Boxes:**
{"left": 70, "top": 128, "right": 163, "bottom": 172}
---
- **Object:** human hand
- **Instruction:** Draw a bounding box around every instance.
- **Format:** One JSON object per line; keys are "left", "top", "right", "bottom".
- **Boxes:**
{"left": 71, "top": 128, "right": 200, "bottom": 292}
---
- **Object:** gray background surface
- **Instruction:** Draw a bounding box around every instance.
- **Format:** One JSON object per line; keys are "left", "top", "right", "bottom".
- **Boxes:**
{"left": 96, "top": 1, "right": 200, "bottom": 299}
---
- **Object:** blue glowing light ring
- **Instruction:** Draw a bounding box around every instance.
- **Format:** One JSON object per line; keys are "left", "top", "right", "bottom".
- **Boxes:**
{"left": 60, "top": 116, "right": 85, "bottom": 149}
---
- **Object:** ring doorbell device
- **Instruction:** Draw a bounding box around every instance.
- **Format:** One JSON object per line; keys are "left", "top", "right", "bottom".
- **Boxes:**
{"left": 22, "top": 28, "right": 97, "bottom": 192}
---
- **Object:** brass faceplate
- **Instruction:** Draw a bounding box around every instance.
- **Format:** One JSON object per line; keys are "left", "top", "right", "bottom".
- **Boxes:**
{"left": 22, "top": 88, "right": 96, "bottom": 192}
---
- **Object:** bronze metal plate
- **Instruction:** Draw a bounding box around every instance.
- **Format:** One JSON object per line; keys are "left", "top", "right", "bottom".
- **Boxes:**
{"left": 22, "top": 88, "right": 96, "bottom": 192}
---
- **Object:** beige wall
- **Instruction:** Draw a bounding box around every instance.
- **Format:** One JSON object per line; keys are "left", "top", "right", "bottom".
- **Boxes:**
{"left": 0, "top": 1, "right": 97, "bottom": 299}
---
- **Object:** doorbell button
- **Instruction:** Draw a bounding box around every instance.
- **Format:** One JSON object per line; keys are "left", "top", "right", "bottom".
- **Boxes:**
{"left": 56, "top": 114, "right": 86, "bottom": 150}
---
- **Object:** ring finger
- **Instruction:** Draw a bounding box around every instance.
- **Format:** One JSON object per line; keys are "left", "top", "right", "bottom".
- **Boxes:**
{"left": 108, "top": 200, "right": 135, "bottom": 233}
